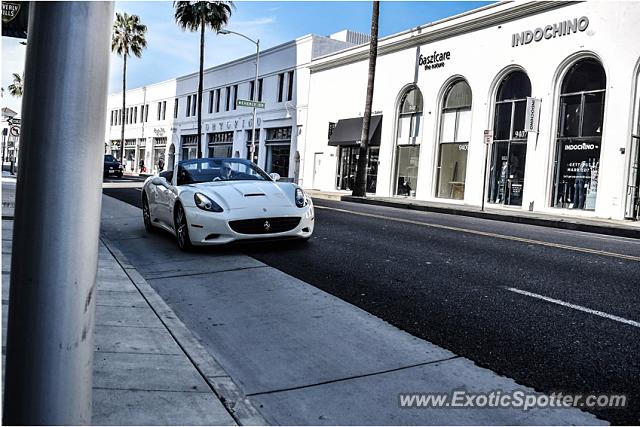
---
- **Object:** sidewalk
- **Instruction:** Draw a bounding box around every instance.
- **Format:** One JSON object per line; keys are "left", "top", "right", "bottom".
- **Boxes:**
{"left": 98, "top": 193, "right": 606, "bottom": 426}
{"left": 306, "top": 190, "right": 640, "bottom": 239}
{"left": 1, "top": 180, "right": 250, "bottom": 425}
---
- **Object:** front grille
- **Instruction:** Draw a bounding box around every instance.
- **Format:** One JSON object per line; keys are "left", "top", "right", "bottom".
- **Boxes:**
{"left": 229, "top": 217, "right": 301, "bottom": 235}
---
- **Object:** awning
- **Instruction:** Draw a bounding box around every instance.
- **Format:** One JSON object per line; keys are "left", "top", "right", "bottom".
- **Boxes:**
{"left": 328, "top": 115, "right": 382, "bottom": 146}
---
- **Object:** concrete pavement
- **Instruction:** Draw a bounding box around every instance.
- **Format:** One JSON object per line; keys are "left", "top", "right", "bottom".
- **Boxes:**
{"left": 98, "top": 191, "right": 606, "bottom": 425}
{"left": 2, "top": 178, "right": 242, "bottom": 425}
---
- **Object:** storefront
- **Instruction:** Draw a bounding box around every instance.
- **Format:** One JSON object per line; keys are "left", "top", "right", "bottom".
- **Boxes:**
{"left": 488, "top": 71, "right": 530, "bottom": 207}
{"left": 207, "top": 131, "right": 233, "bottom": 158}
{"left": 303, "top": 1, "right": 640, "bottom": 221}
{"left": 265, "top": 127, "right": 292, "bottom": 177}
{"left": 124, "top": 139, "right": 137, "bottom": 172}
{"left": 329, "top": 115, "right": 382, "bottom": 193}
{"left": 137, "top": 138, "right": 146, "bottom": 173}
{"left": 152, "top": 137, "right": 167, "bottom": 173}
{"left": 181, "top": 134, "right": 198, "bottom": 161}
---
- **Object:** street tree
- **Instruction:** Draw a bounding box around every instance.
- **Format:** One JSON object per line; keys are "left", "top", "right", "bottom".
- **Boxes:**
{"left": 352, "top": 1, "right": 379, "bottom": 197}
{"left": 112, "top": 12, "right": 147, "bottom": 162}
{"left": 7, "top": 73, "right": 23, "bottom": 98}
{"left": 174, "top": 1, "right": 234, "bottom": 158}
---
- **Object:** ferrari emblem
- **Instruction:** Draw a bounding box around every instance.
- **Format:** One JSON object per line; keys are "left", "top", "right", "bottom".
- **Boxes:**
{"left": 263, "top": 221, "right": 271, "bottom": 231}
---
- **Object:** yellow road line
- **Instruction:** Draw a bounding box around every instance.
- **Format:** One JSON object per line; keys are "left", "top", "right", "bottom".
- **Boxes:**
{"left": 315, "top": 205, "right": 640, "bottom": 262}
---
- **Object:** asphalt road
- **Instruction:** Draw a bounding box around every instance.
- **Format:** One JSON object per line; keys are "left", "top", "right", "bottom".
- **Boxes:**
{"left": 103, "top": 185, "right": 640, "bottom": 424}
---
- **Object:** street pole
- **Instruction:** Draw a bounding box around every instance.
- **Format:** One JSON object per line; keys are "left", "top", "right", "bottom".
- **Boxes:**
{"left": 250, "top": 39, "right": 260, "bottom": 163}
{"left": 3, "top": 2, "right": 113, "bottom": 425}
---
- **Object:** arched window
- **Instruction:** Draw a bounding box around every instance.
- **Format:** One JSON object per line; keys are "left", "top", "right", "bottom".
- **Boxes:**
{"left": 393, "top": 87, "right": 423, "bottom": 196}
{"left": 488, "top": 70, "right": 531, "bottom": 206}
{"left": 552, "top": 58, "right": 606, "bottom": 210}
{"left": 436, "top": 80, "right": 472, "bottom": 199}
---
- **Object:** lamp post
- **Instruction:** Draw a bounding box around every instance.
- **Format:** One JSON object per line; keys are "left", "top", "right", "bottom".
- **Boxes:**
{"left": 218, "top": 29, "right": 259, "bottom": 163}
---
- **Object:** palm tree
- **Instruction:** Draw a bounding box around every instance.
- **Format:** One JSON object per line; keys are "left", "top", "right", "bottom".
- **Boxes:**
{"left": 7, "top": 73, "right": 23, "bottom": 98}
{"left": 352, "top": 1, "right": 380, "bottom": 197}
{"left": 112, "top": 12, "right": 147, "bottom": 162}
{"left": 174, "top": 1, "right": 234, "bottom": 158}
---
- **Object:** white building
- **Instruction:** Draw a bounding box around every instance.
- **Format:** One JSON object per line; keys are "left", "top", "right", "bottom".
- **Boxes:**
{"left": 105, "top": 30, "right": 368, "bottom": 180}
{"left": 301, "top": 1, "right": 640, "bottom": 221}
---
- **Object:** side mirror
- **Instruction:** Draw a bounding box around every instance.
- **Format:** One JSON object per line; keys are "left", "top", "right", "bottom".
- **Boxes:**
{"left": 151, "top": 177, "right": 166, "bottom": 187}
{"left": 269, "top": 172, "right": 281, "bottom": 181}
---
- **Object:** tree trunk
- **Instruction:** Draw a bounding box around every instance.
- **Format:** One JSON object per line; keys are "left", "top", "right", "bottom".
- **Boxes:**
{"left": 352, "top": 1, "right": 379, "bottom": 197}
{"left": 197, "top": 17, "right": 205, "bottom": 158}
{"left": 120, "top": 53, "right": 127, "bottom": 163}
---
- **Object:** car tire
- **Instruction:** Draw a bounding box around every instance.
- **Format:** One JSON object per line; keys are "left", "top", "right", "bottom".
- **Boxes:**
{"left": 142, "top": 194, "right": 155, "bottom": 233}
{"left": 174, "top": 202, "right": 193, "bottom": 251}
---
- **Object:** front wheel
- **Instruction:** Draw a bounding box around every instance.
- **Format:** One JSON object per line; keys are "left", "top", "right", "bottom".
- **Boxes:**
{"left": 175, "top": 203, "right": 193, "bottom": 251}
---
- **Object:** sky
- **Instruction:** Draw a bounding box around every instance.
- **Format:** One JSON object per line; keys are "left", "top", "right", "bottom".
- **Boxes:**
{"left": 1, "top": 1, "right": 492, "bottom": 114}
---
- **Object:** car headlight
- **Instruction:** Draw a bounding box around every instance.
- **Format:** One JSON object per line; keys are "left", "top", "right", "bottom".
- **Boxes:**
{"left": 295, "top": 187, "right": 307, "bottom": 208}
{"left": 194, "top": 192, "right": 223, "bottom": 212}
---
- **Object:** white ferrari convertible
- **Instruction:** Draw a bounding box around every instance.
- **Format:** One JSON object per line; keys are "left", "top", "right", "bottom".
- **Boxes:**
{"left": 141, "top": 158, "right": 314, "bottom": 250}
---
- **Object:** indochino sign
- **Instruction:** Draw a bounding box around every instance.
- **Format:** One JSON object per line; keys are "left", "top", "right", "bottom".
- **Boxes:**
{"left": 512, "top": 16, "right": 589, "bottom": 47}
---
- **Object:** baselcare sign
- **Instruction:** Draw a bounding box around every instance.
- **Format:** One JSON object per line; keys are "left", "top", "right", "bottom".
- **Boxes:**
{"left": 418, "top": 51, "right": 451, "bottom": 71}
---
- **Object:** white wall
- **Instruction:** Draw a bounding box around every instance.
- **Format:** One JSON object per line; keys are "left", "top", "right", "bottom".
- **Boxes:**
{"left": 304, "top": 1, "right": 640, "bottom": 220}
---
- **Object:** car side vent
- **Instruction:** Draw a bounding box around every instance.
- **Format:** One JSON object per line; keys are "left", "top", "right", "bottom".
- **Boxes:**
{"left": 244, "top": 193, "right": 266, "bottom": 197}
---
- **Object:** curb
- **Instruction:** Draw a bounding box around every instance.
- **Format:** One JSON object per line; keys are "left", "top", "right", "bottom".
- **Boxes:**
{"left": 336, "top": 195, "right": 640, "bottom": 240}
{"left": 100, "top": 235, "right": 269, "bottom": 426}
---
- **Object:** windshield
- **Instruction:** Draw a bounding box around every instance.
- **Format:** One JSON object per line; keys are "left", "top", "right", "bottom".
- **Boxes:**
{"left": 176, "top": 158, "right": 271, "bottom": 185}
{"left": 104, "top": 155, "right": 117, "bottom": 162}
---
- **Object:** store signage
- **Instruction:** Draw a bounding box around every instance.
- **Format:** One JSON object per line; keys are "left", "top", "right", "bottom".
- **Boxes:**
{"left": 2, "top": 1, "right": 28, "bottom": 39}
{"left": 212, "top": 117, "right": 262, "bottom": 132}
{"left": 418, "top": 51, "right": 451, "bottom": 71}
{"left": 237, "top": 99, "right": 265, "bottom": 109}
{"left": 512, "top": 16, "right": 589, "bottom": 47}
{"left": 525, "top": 97, "right": 541, "bottom": 133}
{"left": 483, "top": 130, "right": 493, "bottom": 144}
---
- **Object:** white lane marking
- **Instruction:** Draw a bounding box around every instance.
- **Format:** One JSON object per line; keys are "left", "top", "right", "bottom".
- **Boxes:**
{"left": 506, "top": 287, "right": 640, "bottom": 328}
{"left": 315, "top": 205, "right": 640, "bottom": 262}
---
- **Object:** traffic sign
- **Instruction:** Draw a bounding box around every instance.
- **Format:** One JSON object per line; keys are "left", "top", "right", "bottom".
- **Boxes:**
{"left": 237, "top": 99, "right": 265, "bottom": 109}
{"left": 8, "top": 117, "right": 20, "bottom": 126}
{"left": 10, "top": 125, "right": 20, "bottom": 137}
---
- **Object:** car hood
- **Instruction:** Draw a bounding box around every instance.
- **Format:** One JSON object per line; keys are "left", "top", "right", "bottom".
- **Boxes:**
{"left": 187, "top": 181, "right": 295, "bottom": 210}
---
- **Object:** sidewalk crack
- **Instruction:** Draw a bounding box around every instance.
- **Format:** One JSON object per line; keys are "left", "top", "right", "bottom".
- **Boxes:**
{"left": 246, "top": 355, "right": 461, "bottom": 397}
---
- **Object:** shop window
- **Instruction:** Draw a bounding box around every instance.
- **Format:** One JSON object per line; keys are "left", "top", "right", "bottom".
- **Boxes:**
{"left": 393, "top": 87, "right": 423, "bottom": 196}
{"left": 488, "top": 71, "right": 531, "bottom": 206}
{"left": 552, "top": 58, "right": 606, "bottom": 211}
{"left": 436, "top": 80, "right": 471, "bottom": 200}
{"left": 266, "top": 127, "right": 292, "bottom": 177}
{"left": 337, "top": 146, "right": 378, "bottom": 193}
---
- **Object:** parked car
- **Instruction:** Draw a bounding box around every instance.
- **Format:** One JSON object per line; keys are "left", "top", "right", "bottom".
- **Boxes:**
{"left": 141, "top": 157, "right": 314, "bottom": 250}
{"left": 104, "top": 154, "right": 123, "bottom": 178}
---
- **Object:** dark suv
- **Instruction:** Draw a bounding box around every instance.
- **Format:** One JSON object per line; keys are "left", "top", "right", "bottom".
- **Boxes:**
{"left": 104, "top": 154, "right": 123, "bottom": 178}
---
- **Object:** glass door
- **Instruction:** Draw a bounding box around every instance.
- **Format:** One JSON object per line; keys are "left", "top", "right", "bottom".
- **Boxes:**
{"left": 626, "top": 134, "right": 640, "bottom": 219}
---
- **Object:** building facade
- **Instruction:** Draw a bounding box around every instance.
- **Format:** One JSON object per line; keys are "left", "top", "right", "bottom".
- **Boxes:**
{"left": 301, "top": 1, "right": 640, "bottom": 221}
{"left": 105, "top": 30, "right": 368, "bottom": 179}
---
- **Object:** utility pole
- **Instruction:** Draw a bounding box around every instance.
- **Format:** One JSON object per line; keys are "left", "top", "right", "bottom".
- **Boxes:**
{"left": 3, "top": 2, "right": 113, "bottom": 424}
{"left": 250, "top": 39, "right": 260, "bottom": 163}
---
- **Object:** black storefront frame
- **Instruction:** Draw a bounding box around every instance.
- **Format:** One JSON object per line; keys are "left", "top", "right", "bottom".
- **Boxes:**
{"left": 552, "top": 88, "right": 606, "bottom": 211}
{"left": 336, "top": 145, "right": 379, "bottom": 193}
{"left": 488, "top": 99, "right": 528, "bottom": 206}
